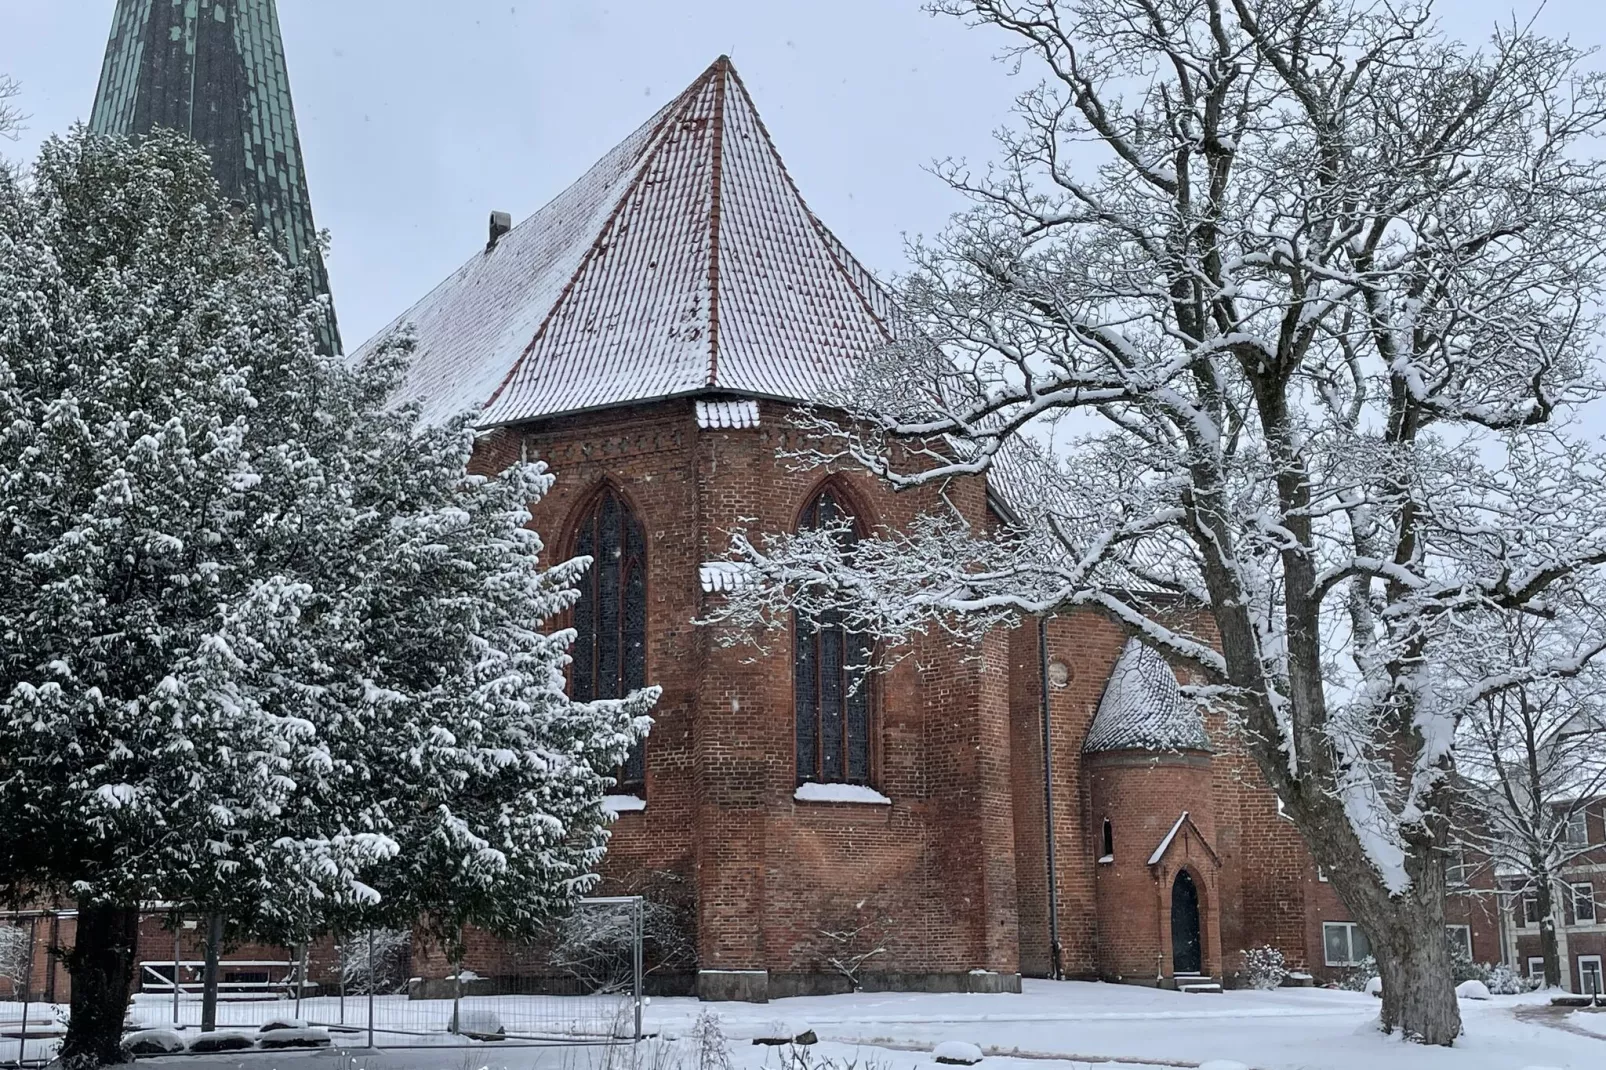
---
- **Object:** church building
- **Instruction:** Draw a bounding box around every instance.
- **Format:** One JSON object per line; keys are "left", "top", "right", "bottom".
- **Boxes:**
{"left": 74, "top": 1, "right": 1503, "bottom": 1001}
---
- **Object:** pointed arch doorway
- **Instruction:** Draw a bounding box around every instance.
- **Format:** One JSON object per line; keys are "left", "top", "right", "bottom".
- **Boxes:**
{"left": 1171, "top": 870, "right": 1202, "bottom": 975}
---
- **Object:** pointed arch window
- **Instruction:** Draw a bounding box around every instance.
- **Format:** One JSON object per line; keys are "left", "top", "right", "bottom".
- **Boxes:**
{"left": 571, "top": 487, "right": 647, "bottom": 793}
{"left": 794, "top": 487, "right": 873, "bottom": 786}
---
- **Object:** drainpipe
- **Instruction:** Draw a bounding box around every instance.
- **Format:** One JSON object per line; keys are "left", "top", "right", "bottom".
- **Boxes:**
{"left": 1039, "top": 617, "right": 1064, "bottom": 979}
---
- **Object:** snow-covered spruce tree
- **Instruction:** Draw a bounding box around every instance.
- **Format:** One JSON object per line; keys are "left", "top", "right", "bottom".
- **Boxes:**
{"left": 711, "top": 0, "right": 1606, "bottom": 1045}
{"left": 1453, "top": 592, "right": 1606, "bottom": 989}
{"left": 0, "top": 129, "right": 653, "bottom": 1067}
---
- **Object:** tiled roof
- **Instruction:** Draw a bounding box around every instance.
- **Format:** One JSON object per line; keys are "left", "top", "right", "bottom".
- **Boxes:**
{"left": 360, "top": 56, "right": 898, "bottom": 428}
{"left": 699, "top": 561, "right": 755, "bottom": 594}
{"left": 1083, "top": 638, "right": 1210, "bottom": 753}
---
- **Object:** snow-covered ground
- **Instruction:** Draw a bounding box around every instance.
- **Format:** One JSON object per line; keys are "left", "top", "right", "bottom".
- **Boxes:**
{"left": 3, "top": 981, "right": 1601, "bottom": 1070}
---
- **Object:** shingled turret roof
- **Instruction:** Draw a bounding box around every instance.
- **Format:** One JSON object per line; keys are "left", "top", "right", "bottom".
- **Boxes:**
{"left": 1083, "top": 639, "right": 1211, "bottom": 754}
{"left": 362, "top": 56, "right": 900, "bottom": 427}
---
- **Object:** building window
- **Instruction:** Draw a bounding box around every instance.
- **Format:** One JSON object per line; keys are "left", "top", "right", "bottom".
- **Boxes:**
{"left": 1446, "top": 924, "right": 1472, "bottom": 959}
{"left": 570, "top": 487, "right": 648, "bottom": 792}
{"left": 1581, "top": 956, "right": 1604, "bottom": 997}
{"left": 1101, "top": 819, "right": 1114, "bottom": 861}
{"left": 794, "top": 488, "right": 872, "bottom": 785}
{"left": 1316, "top": 867, "right": 1329, "bottom": 883}
{"left": 1322, "top": 922, "right": 1371, "bottom": 967}
{"left": 1575, "top": 883, "right": 1597, "bottom": 925}
{"left": 1445, "top": 849, "right": 1471, "bottom": 888}
{"left": 1522, "top": 896, "right": 1541, "bottom": 927}
{"left": 1564, "top": 809, "right": 1590, "bottom": 845}
{"left": 1527, "top": 957, "right": 1545, "bottom": 979}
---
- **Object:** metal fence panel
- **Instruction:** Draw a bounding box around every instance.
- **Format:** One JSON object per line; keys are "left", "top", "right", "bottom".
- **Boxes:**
{"left": 2, "top": 898, "right": 643, "bottom": 1064}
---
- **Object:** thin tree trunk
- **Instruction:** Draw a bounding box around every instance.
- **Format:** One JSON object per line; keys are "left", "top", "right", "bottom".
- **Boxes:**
{"left": 59, "top": 900, "right": 141, "bottom": 1069}
{"left": 1537, "top": 879, "right": 1563, "bottom": 989}
{"left": 200, "top": 913, "right": 223, "bottom": 1031}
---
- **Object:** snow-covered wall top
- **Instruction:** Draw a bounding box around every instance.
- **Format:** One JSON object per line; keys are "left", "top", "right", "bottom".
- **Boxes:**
{"left": 1083, "top": 638, "right": 1210, "bottom": 754}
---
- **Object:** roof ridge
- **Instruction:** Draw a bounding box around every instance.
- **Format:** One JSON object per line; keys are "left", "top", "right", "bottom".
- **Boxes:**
{"left": 482, "top": 60, "right": 725, "bottom": 415}
{"left": 705, "top": 56, "right": 730, "bottom": 388}
{"left": 721, "top": 65, "right": 899, "bottom": 357}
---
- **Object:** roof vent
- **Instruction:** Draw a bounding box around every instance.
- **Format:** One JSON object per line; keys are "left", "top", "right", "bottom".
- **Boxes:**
{"left": 487, "top": 210, "right": 513, "bottom": 251}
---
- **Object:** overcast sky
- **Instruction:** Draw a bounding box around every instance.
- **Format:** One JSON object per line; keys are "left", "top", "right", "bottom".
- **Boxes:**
{"left": 2, "top": 1, "right": 1601, "bottom": 350}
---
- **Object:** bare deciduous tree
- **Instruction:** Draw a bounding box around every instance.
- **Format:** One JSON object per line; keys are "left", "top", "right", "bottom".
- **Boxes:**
{"left": 0, "top": 74, "right": 21, "bottom": 143}
{"left": 1456, "top": 595, "right": 1606, "bottom": 989}
{"left": 713, "top": 0, "right": 1606, "bottom": 1045}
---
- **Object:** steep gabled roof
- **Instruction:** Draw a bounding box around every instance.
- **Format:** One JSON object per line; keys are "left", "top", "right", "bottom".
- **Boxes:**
{"left": 361, "top": 56, "right": 899, "bottom": 428}
{"left": 1084, "top": 638, "right": 1211, "bottom": 754}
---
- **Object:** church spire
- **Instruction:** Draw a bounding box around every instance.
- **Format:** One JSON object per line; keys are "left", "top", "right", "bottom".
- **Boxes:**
{"left": 90, "top": 0, "right": 340, "bottom": 353}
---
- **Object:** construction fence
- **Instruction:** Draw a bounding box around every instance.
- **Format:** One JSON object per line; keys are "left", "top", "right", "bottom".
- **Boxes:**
{"left": 1, "top": 897, "right": 644, "bottom": 1065}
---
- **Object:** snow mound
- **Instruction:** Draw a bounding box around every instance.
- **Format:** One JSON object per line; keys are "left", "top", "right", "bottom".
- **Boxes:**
{"left": 123, "top": 1029, "right": 186, "bottom": 1055}
{"left": 794, "top": 782, "right": 891, "bottom": 804}
{"left": 259, "top": 1017, "right": 308, "bottom": 1032}
{"left": 934, "top": 1041, "right": 984, "bottom": 1065}
{"left": 751, "top": 1018, "right": 815, "bottom": 1045}
{"left": 258, "top": 1026, "right": 332, "bottom": 1049}
{"left": 1199, "top": 1062, "right": 1250, "bottom": 1070}
{"left": 188, "top": 1031, "right": 256, "bottom": 1053}
{"left": 1364, "top": 976, "right": 1383, "bottom": 997}
{"left": 1456, "top": 979, "right": 1491, "bottom": 1000}
{"left": 454, "top": 1009, "right": 506, "bottom": 1038}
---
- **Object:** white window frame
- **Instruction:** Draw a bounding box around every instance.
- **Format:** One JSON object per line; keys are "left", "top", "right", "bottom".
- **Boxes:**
{"left": 1527, "top": 956, "right": 1546, "bottom": 979}
{"left": 1446, "top": 924, "right": 1472, "bottom": 959}
{"left": 1322, "top": 921, "right": 1370, "bottom": 967}
{"left": 1445, "top": 849, "right": 1471, "bottom": 888}
{"left": 1580, "top": 955, "right": 1603, "bottom": 997}
{"left": 1564, "top": 809, "right": 1589, "bottom": 845}
{"left": 1575, "top": 883, "right": 1597, "bottom": 925}
{"left": 1522, "top": 896, "right": 1540, "bottom": 927}
{"left": 1316, "top": 866, "right": 1329, "bottom": 883}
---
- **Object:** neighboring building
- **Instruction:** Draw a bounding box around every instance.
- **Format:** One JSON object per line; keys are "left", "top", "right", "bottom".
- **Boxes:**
{"left": 89, "top": 0, "right": 339, "bottom": 353}
{"left": 1502, "top": 798, "right": 1606, "bottom": 995}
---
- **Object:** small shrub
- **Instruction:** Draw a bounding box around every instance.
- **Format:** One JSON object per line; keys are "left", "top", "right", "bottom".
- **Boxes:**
{"left": 1485, "top": 962, "right": 1538, "bottom": 995}
{"left": 1338, "top": 956, "right": 1377, "bottom": 992}
{"left": 1240, "top": 946, "right": 1287, "bottom": 990}
{"left": 1450, "top": 943, "right": 1490, "bottom": 985}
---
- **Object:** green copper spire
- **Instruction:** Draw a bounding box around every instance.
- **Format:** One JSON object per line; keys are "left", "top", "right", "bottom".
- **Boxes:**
{"left": 90, "top": 0, "right": 340, "bottom": 353}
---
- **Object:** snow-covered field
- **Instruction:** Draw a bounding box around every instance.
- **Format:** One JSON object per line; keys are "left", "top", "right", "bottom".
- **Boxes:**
{"left": 3, "top": 981, "right": 1601, "bottom": 1070}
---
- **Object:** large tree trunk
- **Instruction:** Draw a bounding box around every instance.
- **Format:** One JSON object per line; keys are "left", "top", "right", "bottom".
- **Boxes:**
{"left": 58, "top": 901, "right": 141, "bottom": 1069}
{"left": 1366, "top": 899, "right": 1461, "bottom": 1045}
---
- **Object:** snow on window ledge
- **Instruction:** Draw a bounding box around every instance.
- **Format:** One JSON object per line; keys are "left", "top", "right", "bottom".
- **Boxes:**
{"left": 1098, "top": 854, "right": 1115, "bottom": 865}
{"left": 603, "top": 794, "right": 647, "bottom": 814}
{"left": 793, "top": 783, "right": 891, "bottom": 805}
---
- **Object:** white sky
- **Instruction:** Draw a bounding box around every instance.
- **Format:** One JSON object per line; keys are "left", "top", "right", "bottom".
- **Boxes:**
{"left": 2, "top": 1, "right": 1601, "bottom": 351}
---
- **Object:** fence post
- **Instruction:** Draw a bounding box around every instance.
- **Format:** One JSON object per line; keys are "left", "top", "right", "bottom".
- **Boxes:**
{"left": 173, "top": 922, "right": 182, "bottom": 1025}
{"left": 366, "top": 930, "right": 375, "bottom": 1050}
{"left": 338, "top": 934, "right": 346, "bottom": 1026}
{"left": 294, "top": 942, "right": 308, "bottom": 1019}
{"left": 18, "top": 917, "right": 36, "bottom": 1068}
{"left": 633, "top": 897, "right": 644, "bottom": 1042}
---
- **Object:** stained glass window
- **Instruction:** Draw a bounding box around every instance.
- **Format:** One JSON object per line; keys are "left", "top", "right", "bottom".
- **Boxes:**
{"left": 794, "top": 488, "right": 873, "bottom": 785}
{"left": 572, "top": 487, "right": 648, "bottom": 792}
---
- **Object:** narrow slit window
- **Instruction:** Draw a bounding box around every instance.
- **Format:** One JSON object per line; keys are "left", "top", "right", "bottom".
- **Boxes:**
{"left": 1101, "top": 819, "right": 1115, "bottom": 860}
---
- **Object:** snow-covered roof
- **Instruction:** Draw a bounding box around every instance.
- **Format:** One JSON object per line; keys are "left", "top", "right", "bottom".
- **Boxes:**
{"left": 1083, "top": 638, "right": 1210, "bottom": 753}
{"left": 700, "top": 561, "right": 755, "bottom": 594}
{"left": 1149, "top": 812, "right": 1190, "bottom": 865}
{"left": 358, "top": 55, "right": 899, "bottom": 428}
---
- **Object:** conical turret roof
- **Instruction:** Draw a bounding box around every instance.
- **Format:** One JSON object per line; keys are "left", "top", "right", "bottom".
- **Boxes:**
{"left": 1084, "top": 639, "right": 1211, "bottom": 754}
{"left": 361, "top": 56, "right": 900, "bottom": 427}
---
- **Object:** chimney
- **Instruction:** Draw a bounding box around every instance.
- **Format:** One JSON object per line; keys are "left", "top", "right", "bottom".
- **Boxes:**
{"left": 487, "top": 210, "right": 513, "bottom": 251}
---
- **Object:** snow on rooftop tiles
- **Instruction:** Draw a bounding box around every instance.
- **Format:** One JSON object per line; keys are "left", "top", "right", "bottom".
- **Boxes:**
{"left": 696, "top": 399, "right": 760, "bottom": 429}
{"left": 1083, "top": 638, "right": 1210, "bottom": 754}
{"left": 357, "top": 56, "right": 898, "bottom": 428}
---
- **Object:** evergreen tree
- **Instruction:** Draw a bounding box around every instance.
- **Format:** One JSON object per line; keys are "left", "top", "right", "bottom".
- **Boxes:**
{"left": 0, "top": 128, "right": 654, "bottom": 1067}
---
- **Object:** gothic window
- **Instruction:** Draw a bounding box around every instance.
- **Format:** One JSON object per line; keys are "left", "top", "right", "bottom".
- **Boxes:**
{"left": 794, "top": 487, "right": 872, "bottom": 785}
{"left": 571, "top": 487, "right": 647, "bottom": 792}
